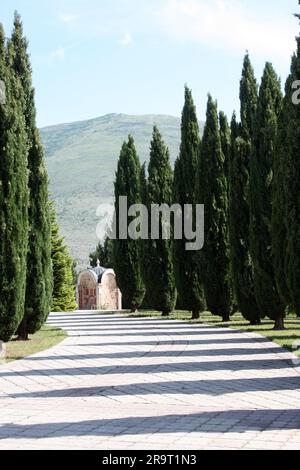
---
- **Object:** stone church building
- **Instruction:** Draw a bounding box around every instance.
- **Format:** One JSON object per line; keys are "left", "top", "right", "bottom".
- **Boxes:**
{"left": 76, "top": 261, "right": 122, "bottom": 311}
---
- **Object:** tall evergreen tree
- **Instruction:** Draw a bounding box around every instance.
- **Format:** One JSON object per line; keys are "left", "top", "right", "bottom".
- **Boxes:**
{"left": 219, "top": 111, "right": 231, "bottom": 181}
{"left": 228, "top": 54, "right": 261, "bottom": 325}
{"left": 0, "top": 24, "right": 29, "bottom": 342}
{"left": 140, "top": 162, "right": 148, "bottom": 208}
{"left": 198, "top": 96, "right": 232, "bottom": 320}
{"left": 250, "top": 63, "right": 285, "bottom": 329}
{"left": 89, "top": 237, "right": 114, "bottom": 269}
{"left": 230, "top": 112, "right": 239, "bottom": 144}
{"left": 271, "top": 58, "right": 296, "bottom": 312}
{"left": 10, "top": 13, "right": 53, "bottom": 339}
{"left": 113, "top": 136, "right": 145, "bottom": 311}
{"left": 282, "top": 16, "right": 300, "bottom": 317}
{"left": 51, "top": 206, "right": 77, "bottom": 312}
{"left": 141, "top": 126, "right": 177, "bottom": 316}
{"left": 139, "top": 162, "right": 152, "bottom": 310}
{"left": 173, "top": 87, "right": 205, "bottom": 319}
{"left": 240, "top": 53, "right": 258, "bottom": 141}
{"left": 228, "top": 112, "right": 239, "bottom": 314}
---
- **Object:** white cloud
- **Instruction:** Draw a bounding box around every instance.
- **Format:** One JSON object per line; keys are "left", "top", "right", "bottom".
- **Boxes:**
{"left": 158, "top": 0, "right": 297, "bottom": 61}
{"left": 120, "top": 32, "right": 133, "bottom": 46}
{"left": 50, "top": 47, "right": 66, "bottom": 61}
{"left": 59, "top": 14, "right": 78, "bottom": 25}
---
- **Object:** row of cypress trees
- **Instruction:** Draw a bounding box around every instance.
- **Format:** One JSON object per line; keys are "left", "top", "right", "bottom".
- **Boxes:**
{"left": 0, "top": 13, "right": 52, "bottom": 342}
{"left": 112, "top": 18, "right": 300, "bottom": 330}
{"left": 273, "top": 20, "right": 300, "bottom": 325}
{"left": 0, "top": 13, "right": 76, "bottom": 342}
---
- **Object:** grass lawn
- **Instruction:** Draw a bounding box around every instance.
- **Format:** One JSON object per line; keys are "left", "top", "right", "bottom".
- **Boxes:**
{"left": 129, "top": 310, "right": 300, "bottom": 358}
{"left": 0, "top": 325, "right": 67, "bottom": 365}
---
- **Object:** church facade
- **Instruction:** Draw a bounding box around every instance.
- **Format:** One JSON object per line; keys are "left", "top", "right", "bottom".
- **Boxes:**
{"left": 76, "top": 262, "right": 122, "bottom": 311}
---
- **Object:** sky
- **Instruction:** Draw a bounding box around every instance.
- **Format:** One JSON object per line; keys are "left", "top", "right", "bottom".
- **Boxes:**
{"left": 1, "top": 0, "right": 299, "bottom": 127}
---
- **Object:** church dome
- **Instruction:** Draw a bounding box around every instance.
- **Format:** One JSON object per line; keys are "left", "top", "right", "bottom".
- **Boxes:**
{"left": 88, "top": 260, "right": 107, "bottom": 283}
{"left": 90, "top": 266, "right": 107, "bottom": 283}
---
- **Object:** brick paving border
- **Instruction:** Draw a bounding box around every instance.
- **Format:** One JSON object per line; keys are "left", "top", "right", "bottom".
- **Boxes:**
{"left": 0, "top": 312, "right": 299, "bottom": 450}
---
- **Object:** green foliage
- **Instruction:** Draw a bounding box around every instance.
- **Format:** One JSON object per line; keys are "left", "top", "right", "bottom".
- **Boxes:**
{"left": 250, "top": 63, "right": 285, "bottom": 328}
{"left": 0, "top": 23, "right": 29, "bottom": 342}
{"left": 271, "top": 60, "right": 296, "bottom": 310}
{"left": 89, "top": 237, "right": 114, "bottom": 269}
{"left": 173, "top": 87, "right": 205, "bottom": 318}
{"left": 229, "top": 137, "right": 261, "bottom": 324}
{"left": 283, "top": 34, "right": 300, "bottom": 316}
{"left": 10, "top": 13, "right": 53, "bottom": 337}
{"left": 51, "top": 205, "right": 77, "bottom": 312}
{"left": 113, "top": 136, "right": 145, "bottom": 310}
{"left": 141, "top": 126, "right": 177, "bottom": 315}
{"left": 219, "top": 111, "right": 231, "bottom": 181}
{"left": 229, "top": 54, "right": 260, "bottom": 325}
{"left": 198, "top": 96, "right": 232, "bottom": 320}
{"left": 22, "top": 135, "right": 53, "bottom": 335}
{"left": 40, "top": 114, "right": 187, "bottom": 269}
{"left": 72, "top": 260, "right": 78, "bottom": 286}
{"left": 240, "top": 53, "right": 258, "bottom": 140}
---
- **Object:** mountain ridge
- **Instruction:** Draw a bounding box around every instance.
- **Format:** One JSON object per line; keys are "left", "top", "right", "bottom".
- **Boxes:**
{"left": 40, "top": 113, "right": 203, "bottom": 269}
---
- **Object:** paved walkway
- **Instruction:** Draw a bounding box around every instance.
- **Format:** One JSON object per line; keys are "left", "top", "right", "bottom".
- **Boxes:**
{"left": 0, "top": 312, "right": 300, "bottom": 450}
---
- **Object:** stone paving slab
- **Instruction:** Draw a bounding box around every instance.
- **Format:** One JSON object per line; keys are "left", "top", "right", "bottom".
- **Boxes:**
{"left": 0, "top": 311, "right": 299, "bottom": 450}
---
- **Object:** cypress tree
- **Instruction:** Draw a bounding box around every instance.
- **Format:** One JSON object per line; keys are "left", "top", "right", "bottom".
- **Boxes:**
{"left": 240, "top": 53, "right": 258, "bottom": 140}
{"left": 113, "top": 136, "right": 145, "bottom": 311}
{"left": 72, "top": 261, "right": 78, "bottom": 287}
{"left": 250, "top": 63, "right": 285, "bottom": 330}
{"left": 51, "top": 206, "right": 77, "bottom": 312}
{"left": 90, "top": 242, "right": 106, "bottom": 268}
{"left": 10, "top": 13, "right": 53, "bottom": 339}
{"left": 227, "top": 112, "right": 240, "bottom": 315}
{"left": 283, "top": 16, "right": 300, "bottom": 317}
{"left": 0, "top": 24, "right": 29, "bottom": 342}
{"left": 219, "top": 111, "right": 231, "bottom": 181}
{"left": 140, "top": 162, "right": 152, "bottom": 310}
{"left": 198, "top": 95, "right": 232, "bottom": 320}
{"left": 173, "top": 86, "right": 205, "bottom": 319}
{"left": 271, "top": 59, "right": 296, "bottom": 312}
{"left": 230, "top": 111, "right": 239, "bottom": 144}
{"left": 228, "top": 54, "right": 261, "bottom": 325}
{"left": 89, "top": 237, "right": 114, "bottom": 268}
{"left": 142, "top": 126, "right": 177, "bottom": 316}
{"left": 140, "top": 162, "right": 148, "bottom": 208}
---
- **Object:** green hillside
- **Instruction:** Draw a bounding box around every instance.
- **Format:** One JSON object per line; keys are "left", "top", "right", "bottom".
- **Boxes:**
{"left": 41, "top": 113, "right": 193, "bottom": 269}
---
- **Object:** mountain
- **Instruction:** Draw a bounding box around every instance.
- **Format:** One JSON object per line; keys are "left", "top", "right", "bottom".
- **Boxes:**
{"left": 41, "top": 113, "right": 192, "bottom": 269}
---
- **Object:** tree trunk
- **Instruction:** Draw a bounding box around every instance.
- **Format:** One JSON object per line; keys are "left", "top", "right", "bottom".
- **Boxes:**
{"left": 17, "top": 319, "right": 29, "bottom": 341}
{"left": 222, "top": 314, "right": 230, "bottom": 322}
{"left": 250, "top": 318, "right": 261, "bottom": 326}
{"left": 192, "top": 310, "right": 200, "bottom": 320}
{"left": 162, "top": 311, "right": 170, "bottom": 317}
{"left": 273, "top": 315, "right": 285, "bottom": 331}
